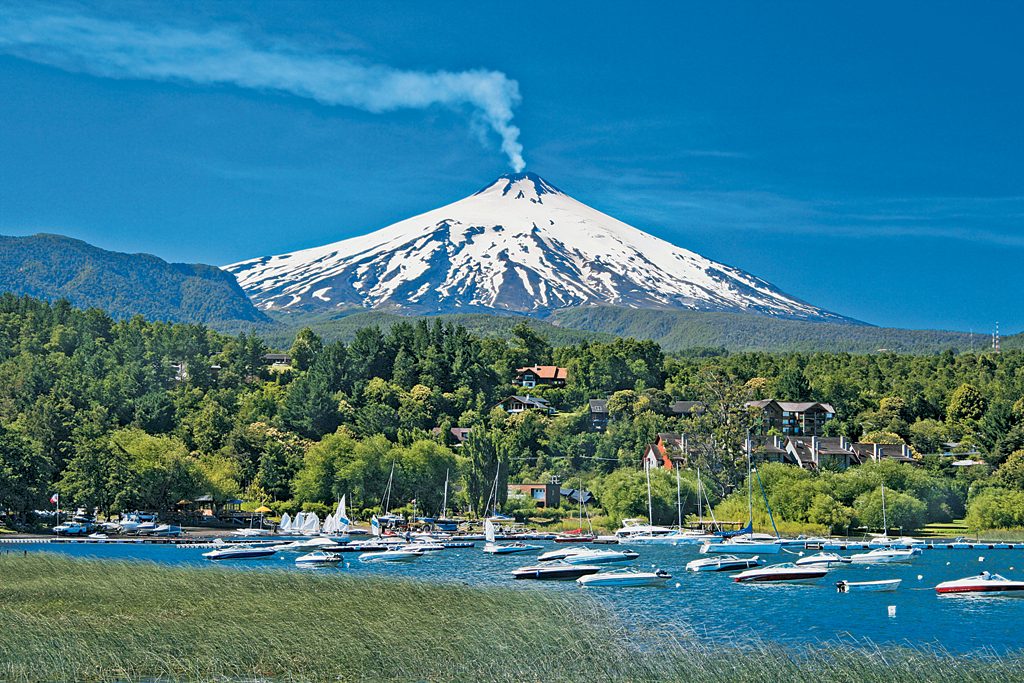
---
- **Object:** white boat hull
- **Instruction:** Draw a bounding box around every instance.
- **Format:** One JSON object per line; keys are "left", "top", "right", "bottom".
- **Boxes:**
{"left": 359, "top": 550, "right": 422, "bottom": 562}
{"left": 836, "top": 579, "right": 901, "bottom": 592}
{"left": 701, "top": 541, "right": 782, "bottom": 555}
{"left": 849, "top": 548, "right": 922, "bottom": 564}
{"left": 576, "top": 569, "right": 672, "bottom": 587}
{"left": 936, "top": 573, "right": 1024, "bottom": 595}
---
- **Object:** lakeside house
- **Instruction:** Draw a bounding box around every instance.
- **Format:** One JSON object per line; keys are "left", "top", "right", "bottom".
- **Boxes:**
{"left": 492, "top": 395, "right": 554, "bottom": 415}
{"left": 588, "top": 398, "right": 609, "bottom": 431}
{"left": 514, "top": 365, "right": 568, "bottom": 388}
{"left": 507, "top": 483, "right": 561, "bottom": 508}
{"left": 746, "top": 399, "right": 837, "bottom": 437}
{"left": 642, "top": 433, "right": 918, "bottom": 472}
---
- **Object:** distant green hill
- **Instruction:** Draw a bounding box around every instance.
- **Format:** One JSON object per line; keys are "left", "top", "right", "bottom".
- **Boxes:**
{"left": 547, "top": 306, "right": 985, "bottom": 354}
{"left": 258, "top": 309, "right": 616, "bottom": 349}
{"left": 256, "top": 305, "right": 997, "bottom": 355}
{"left": 0, "top": 234, "right": 273, "bottom": 326}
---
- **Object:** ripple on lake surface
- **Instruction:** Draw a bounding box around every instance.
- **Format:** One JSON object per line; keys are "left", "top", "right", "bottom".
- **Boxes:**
{"left": 9, "top": 540, "right": 1024, "bottom": 653}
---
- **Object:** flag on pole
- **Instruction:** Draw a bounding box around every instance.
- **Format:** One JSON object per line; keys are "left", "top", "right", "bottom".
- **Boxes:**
{"left": 50, "top": 493, "right": 59, "bottom": 504}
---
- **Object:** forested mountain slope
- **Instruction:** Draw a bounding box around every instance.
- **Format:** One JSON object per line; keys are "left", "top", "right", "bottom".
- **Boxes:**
{"left": 0, "top": 233, "right": 272, "bottom": 326}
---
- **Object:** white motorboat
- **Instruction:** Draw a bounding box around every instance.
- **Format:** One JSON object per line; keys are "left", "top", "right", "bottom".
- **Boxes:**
{"left": 295, "top": 550, "right": 342, "bottom": 567}
{"left": 269, "top": 536, "right": 338, "bottom": 552}
{"left": 87, "top": 532, "right": 109, "bottom": 540}
{"left": 482, "top": 541, "right": 544, "bottom": 555}
{"left": 626, "top": 529, "right": 718, "bottom": 546}
{"left": 408, "top": 540, "right": 447, "bottom": 552}
{"left": 867, "top": 534, "right": 925, "bottom": 547}
{"left": 538, "top": 546, "right": 593, "bottom": 562}
{"left": 935, "top": 571, "right": 1024, "bottom": 595}
{"left": 795, "top": 552, "right": 851, "bottom": 568}
{"left": 699, "top": 538, "right": 782, "bottom": 555}
{"left": 732, "top": 562, "right": 828, "bottom": 584}
{"left": 613, "top": 518, "right": 673, "bottom": 539}
{"left": 686, "top": 555, "right": 766, "bottom": 572}
{"left": 512, "top": 562, "right": 603, "bottom": 580}
{"left": 558, "top": 547, "right": 639, "bottom": 566}
{"left": 848, "top": 547, "right": 922, "bottom": 564}
{"left": 576, "top": 568, "right": 673, "bottom": 588}
{"left": 203, "top": 545, "right": 277, "bottom": 560}
{"left": 358, "top": 547, "right": 423, "bottom": 563}
{"left": 232, "top": 528, "right": 272, "bottom": 537}
{"left": 836, "top": 579, "right": 902, "bottom": 592}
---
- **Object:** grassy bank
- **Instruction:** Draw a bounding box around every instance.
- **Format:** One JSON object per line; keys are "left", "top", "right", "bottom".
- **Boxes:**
{"left": 1, "top": 554, "right": 1023, "bottom": 682}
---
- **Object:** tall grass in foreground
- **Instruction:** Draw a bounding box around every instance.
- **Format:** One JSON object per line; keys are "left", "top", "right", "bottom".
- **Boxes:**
{"left": 0, "top": 553, "right": 1021, "bottom": 682}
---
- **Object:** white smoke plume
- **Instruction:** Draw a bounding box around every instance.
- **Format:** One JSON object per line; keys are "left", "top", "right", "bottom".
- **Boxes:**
{"left": 0, "top": 9, "right": 526, "bottom": 171}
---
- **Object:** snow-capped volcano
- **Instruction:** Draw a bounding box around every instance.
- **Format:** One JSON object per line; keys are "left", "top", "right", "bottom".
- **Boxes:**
{"left": 225, "top": 172, "right": 851, "bottom": 322}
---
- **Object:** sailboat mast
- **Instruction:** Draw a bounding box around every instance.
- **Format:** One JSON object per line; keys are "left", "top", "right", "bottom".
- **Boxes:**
{"left": 881, "top": 483, "right": 887, "bottom": 535}
{"left": 578, "top": 477, "right": 583, "bottom": 530}
{"left": 442, "top": 468, "right": 449, "bottom": 518}
{"left": 492, "top": 461, "right": 501, "bottom": 518}
{"left": 383, "top": 461, "right": 396, "bottom": 514}
{"left": 675, "top": 464, "right": 682, "bottom": 529}
{"left": 645, "top": 456, "right": 654, "bottom": 526}
{"left": 747, "top": 429, "right": 752, "bottom": 537}
{"left": 697, "top": 467, "right": 703, "bottom": 524}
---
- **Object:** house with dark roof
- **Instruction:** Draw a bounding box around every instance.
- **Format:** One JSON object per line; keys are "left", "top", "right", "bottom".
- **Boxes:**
{"left": 492, "top": 395, "right": 553, "bottom": 415}
{"left": 750, "top": 434, "right": 794, "bottom": 466}
{"left": 848, "top": 441, "right": 918, "bottom": 465}
{"left": 784, "top": 436, "right": 862, "bottom": 469}
{"left": 514, "top": 365, "right": 568, "bottom": 388}
{"left": 588, "top": 398, "right": 609, "bottom": 431}
{"left": 746, "top": 400, "right": 837, "bottom": 437}
{"left": 671, "top": 401, "right": 705, "bottom": 418}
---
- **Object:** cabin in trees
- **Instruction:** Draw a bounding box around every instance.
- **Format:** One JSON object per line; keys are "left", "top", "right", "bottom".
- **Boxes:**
{"left": 746, "top": 400, "right": 836, "bottom": 437}
{"left": 670, "top": 401, "right": 705, "bottom": 418}
{"left": 588, "top": 398, "right": 609, "bottom": 431}
{"left": 514, "top": 365, "right": 568, "bottom": 388}
{"left": 492, "top": 395, "right": 554, "bottom": 415}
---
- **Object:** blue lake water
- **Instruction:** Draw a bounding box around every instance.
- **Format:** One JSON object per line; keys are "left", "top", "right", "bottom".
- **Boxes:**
{"left": 7, "top": 540, "right": 1024, "bottom": 653}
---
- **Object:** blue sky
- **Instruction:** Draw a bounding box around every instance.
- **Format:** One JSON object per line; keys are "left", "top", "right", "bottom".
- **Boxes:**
{"left": 1, "top": 2, "right": 1021, "bottom": 333}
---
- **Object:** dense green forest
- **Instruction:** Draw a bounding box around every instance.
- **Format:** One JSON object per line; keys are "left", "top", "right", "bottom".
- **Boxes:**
{"left": 550, "top": 306, "right": 998, "bottom": 354}
{"left": 1, "top": 293, "right": 1023, "bottom": 533}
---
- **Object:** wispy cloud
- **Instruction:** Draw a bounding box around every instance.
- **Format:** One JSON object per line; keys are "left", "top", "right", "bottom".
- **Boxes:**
{"left": 559, "top": 166, "right": 1024, "bottom": 249}
{"left": 0, "top": 7, "right": 526, "bottom": 170}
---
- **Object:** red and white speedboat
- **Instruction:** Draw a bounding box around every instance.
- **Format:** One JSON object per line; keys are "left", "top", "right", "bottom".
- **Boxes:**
{"left": 732, "top": 562, "right": 827, "bottom": 584}
{"left": 935, "top": 572, "right": 1024, "bottom": 595}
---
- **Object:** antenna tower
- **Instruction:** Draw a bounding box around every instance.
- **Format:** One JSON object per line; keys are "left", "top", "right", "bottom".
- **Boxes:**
{"left": 993, "top": 323, "right": 1000, "bottom": 354}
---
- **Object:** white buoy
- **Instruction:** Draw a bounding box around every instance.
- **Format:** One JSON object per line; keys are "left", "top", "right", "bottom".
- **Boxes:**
{"left": 917, "top": 575, "right": 923, "bottom": 580}
{"left": 888, "top": 605, "right": 897, "bottom": 618}
{"left": 946, "top": 561, "right": 950, "bottom": 565}
{"left": 979, "top": 556, "right": 985, "bottom": 562}
{"left": 675, "top": 582, "right": 681, "bottom": 588}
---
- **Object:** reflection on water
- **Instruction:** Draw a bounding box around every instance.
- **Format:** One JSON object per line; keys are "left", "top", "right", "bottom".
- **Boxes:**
{"left": 9, "top": 540, "right": 1024, "bottom": 653}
